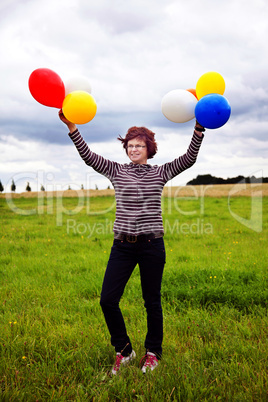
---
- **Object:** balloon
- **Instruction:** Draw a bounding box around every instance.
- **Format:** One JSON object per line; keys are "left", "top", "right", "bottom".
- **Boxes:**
{"left": 187, "top": 88, "right": 198, "bottom": 99}
{"left": 196, "top": 72, "right": 225, "bottom": 100}
{"left": 195, "top": 94, "right": 231, "bottom": 129}
{"left": 28, "top": 68, "right": 65, "bottom": 108}
{"left": 161, "top": 89, "right": 198, "bottom": 123}
{"left": 64, "top": 75, "right": 92, "bottom": 96}
{"left": 62, "top": 91, "right": 97, "bottom": 124}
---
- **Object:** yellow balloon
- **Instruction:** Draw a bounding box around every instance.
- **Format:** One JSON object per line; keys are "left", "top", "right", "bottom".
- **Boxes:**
{"left": 62, "top": 90, "right": 97, "bottom": 124}
{"left": 196, "top": 72, "right": 225, "bottom": 99}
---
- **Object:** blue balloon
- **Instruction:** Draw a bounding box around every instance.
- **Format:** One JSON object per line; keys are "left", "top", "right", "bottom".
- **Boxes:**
{"left": 195, "top": 94, "right": 231, "bottom": 129}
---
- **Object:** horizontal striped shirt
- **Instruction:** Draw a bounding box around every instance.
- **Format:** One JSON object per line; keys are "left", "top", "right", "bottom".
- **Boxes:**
{"left": 69, "top": 130, "right": 204, "bottom": 235}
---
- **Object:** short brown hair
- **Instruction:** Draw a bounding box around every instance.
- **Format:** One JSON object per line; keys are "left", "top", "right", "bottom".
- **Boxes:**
{"left": 117, "top": 126, "right": 158, "bottom": 159}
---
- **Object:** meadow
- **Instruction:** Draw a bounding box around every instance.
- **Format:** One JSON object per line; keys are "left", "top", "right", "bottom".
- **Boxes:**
{"left": 0, "top": 190, "right": 267, "bottom": 401}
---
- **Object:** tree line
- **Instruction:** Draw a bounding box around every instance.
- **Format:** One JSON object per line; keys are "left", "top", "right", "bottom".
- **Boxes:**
{"left": 0, "top": 175, "right": 267, "bottom": 193}
{"left": 0, "top": 181, "right": 111, "bottom": 193}
{"left": 187, "top": 174, "right": 268, "bottom": 185}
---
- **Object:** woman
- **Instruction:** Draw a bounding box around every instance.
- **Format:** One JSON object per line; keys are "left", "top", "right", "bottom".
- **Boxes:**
{"left": 59, "top": 110, "right": 205, "bottom": 375}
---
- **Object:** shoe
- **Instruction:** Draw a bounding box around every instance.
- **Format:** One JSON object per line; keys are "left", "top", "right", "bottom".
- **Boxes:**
{"left": 111, "top": 350, "right": 136, "bottom": 375}
{"left": 140, "top": 352, "right": 159, "bottom": 373}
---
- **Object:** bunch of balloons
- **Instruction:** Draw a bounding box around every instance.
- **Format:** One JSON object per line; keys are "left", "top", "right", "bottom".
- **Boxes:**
{"left": 161, "top": 71, "right": 231, "bottom": 129}
{"left": 28, "top": 68, "right": 97, "bottom": 124}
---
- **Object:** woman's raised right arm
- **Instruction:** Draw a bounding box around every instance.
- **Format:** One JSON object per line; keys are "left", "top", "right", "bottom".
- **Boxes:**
{"left": 58, "top": 109, "right": 118, "bottom": 179}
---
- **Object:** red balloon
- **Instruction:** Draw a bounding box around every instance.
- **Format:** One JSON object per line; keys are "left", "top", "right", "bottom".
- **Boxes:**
{"left": 28, "top": 68, "right": 65, "bottom": 108}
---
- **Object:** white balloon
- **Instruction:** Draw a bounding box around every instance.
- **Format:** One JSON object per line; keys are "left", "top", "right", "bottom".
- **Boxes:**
{"left": 65, "top": 76, "right": 92, "bottom": 96}
{"left": 161, "top": 89, "right": 197, "bottom": 123}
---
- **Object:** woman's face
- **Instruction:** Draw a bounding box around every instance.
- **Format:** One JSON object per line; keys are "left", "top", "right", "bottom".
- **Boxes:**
{"left": 127, "top": 137, "right": 148, "bottom": 164}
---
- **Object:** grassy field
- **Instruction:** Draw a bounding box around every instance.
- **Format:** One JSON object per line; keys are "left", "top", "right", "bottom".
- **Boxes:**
{"left": 0, "top": 191, "right": 267, "bottom": 401}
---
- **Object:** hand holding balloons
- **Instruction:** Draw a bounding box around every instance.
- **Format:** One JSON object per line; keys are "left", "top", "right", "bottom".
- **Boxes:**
{"left": 161, "top": 71, "right": 231, "bottom": 129}
{"left": 58, "top": 109, "right": 77, "bottom": 133}
{"left": 28, "top": 69, "right": 97, "bottom": 124}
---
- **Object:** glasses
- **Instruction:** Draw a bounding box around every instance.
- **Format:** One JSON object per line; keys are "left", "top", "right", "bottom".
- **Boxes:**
{"left": 127, "top": 145, "right": 146, "bottom": 150}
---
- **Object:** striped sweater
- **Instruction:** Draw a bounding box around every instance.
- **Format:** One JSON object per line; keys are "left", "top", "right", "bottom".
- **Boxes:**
{"left": 69, "top": 129, "right": 204, "bottom": 235}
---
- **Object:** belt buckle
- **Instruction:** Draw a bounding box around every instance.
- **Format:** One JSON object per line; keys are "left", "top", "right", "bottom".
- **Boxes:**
{"left": 126, "top": 235, "right": 137, "bottom": 243}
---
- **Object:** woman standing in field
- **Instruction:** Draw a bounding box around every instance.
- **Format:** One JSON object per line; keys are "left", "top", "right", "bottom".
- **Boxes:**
{"left": 59, "top": 110, "right": 205, "bottom": 375}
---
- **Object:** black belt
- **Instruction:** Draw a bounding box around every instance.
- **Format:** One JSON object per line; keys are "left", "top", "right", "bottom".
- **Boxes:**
{"left": 114, "top": 232, "right": 163, "bottom": 243}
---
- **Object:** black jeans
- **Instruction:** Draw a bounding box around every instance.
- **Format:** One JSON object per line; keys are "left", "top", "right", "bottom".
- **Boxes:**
{"left": 100, "top": 237, "right": 166, "bottom": 358}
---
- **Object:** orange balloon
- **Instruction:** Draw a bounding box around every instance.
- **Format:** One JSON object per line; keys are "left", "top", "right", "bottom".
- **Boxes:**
{"left": 187, "top": 88, "right": 198, "bottom": 99}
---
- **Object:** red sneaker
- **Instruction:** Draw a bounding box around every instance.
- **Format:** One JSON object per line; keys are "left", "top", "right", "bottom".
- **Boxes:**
{"left": 111, "top": 350, "right": 136, "bottom": 375}
{"left": 140, "top": 352, "right": 159, "bottom": 373}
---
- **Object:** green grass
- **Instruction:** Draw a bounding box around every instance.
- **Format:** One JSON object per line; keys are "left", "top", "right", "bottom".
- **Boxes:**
{"left": 0, "top": 195, "right": 267, "bottom": 401}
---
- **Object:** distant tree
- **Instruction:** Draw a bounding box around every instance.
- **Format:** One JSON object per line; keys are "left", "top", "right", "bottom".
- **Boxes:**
{"left": 40, "top": 184, "right": 45, "bottom": 191}
{"left": 95, "top": 184, "right": 98, "bottom": 190}
{"left": 0, "top": 180, "right": 4, "bottom": 193}
{"left": 26, "top": 182, "right": 31, "bottom": 192}
{"left": 11, "top": 179, "right": 16, "bottom": 192}
{"left": 81, "top": 184, "right": 84, "bottom": 190}
{"left": 68, "top": 185, "right": 71, "bottom": 190}
{"left": 107, "top": 185, "right": 110, "bottom": 190}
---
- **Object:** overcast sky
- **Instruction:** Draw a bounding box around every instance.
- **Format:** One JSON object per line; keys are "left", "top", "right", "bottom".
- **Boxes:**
{"left": 0, "top": 0, "right": 267, "bottom": 192}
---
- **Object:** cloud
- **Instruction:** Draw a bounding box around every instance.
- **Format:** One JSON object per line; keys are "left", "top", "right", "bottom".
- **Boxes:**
{"left": 78, "top": 0, "right": 164, "bottom": 34}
